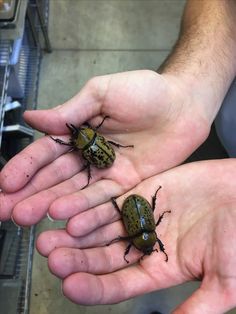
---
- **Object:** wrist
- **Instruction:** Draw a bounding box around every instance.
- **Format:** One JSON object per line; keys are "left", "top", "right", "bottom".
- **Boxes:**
{"left": 159, "top": 0, "right": 236, "bottom": 125}
{"left": 161, "top": 72, "right": 213, "bottom": 131}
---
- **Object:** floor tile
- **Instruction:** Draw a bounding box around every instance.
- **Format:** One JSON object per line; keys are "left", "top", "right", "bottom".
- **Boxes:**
{"left": 49, "top": 0, "right": 185, "bottom": 50}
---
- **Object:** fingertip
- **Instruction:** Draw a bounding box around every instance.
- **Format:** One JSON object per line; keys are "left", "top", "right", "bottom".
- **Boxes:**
{"left": 0, "top": 164, "right": 21, "bottom": 193}
{"left": 23, "top": 109, "right": 66, "bottom": 134}
{"left": 23, "top": 109, "right": 34, "bottom": 120}
{"left": 0, "top": 152, "right": 37, "bottom": 193}
{"left": 48, "top": 247, "right": 78, "bottom": 279}
{"left": 48, "top": 199, "right": 65, "bottom": 220}
{"left": 66, "top": 215, "right": 94, "bottom": 237}
{"left": 62, "top": 273, "right": 98, "bottom": 305}
{"left": 12, "top": 200, "right": 43, "bottom": 226}
{"left": 48, "top": 248, "right": 62, "bottom": 275}
{"left": 66, "top": 219, "right": 79, "bottom": 237}
{"left": 49, "top": 195, "right": 83, "bottom": 220}
{"left": 37, "top": 229, "right": 77, "bottom": 257}
{"left": 36, "top": 231, "right": 52, "bottom": 256}
{"left": 0, "top": 192, "right": 13, "bottom": 221}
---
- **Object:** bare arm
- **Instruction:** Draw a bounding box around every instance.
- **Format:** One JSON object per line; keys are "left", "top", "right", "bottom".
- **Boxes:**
{"left": 160, "top": 0, "right": 236, "bottom": 124}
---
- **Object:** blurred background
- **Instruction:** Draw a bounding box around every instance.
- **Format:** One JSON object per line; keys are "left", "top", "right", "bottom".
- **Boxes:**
{"left": 0, "top": 1, "right": 231, "bottom": 313}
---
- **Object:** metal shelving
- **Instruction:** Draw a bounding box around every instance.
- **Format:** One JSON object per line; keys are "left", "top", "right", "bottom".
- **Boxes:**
{"left": 0, "top": 1, "right": 51, "bottom": 313}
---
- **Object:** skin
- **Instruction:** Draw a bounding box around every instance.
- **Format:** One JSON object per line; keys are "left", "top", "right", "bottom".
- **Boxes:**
{"left": 1, "top": 1, "right": 236, "bottom": 225}
{"left": 36, "top": 159, "right": 236, "bottom": 313}
{"left": 0, "top": 0, "right": 236, "bottom": 312}
{"left": 0, "top": 70, "right": 209, "bottom": 224}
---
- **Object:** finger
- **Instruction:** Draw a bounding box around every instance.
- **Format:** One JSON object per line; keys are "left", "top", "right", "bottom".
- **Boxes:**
{"left": 66, "top": 201, "right": 120, "bottom": 237}
{"left": 11, "top": 169, "right": 99, "bottom": 226}
{"left": 37, "top": 220, "right": 126, "bottom": 257}
{"left": 48, "top": 178, "right": 124, "bottom": 220}
{"left": 37, "top": 229, "right": 81, "bottom": 256}
{"left": 62, "top": 261, "right": 171, "bottom": 305}
{"left": 47, "top": 244, "right": 129, "bottom": 279}
{"left": 23, "top": 76, "right": 109, "bottom": 134}
{"left": 0, "top": 152, "right": 83, "bottom": 221}
{"left": 64, "top": 179, "right": 167, "bottom": 237}
{"left": 0, "top": 135, "right": 71, "bottom": 193}
{"left": 173, "top": 282, "right": 235, "bottom": 314}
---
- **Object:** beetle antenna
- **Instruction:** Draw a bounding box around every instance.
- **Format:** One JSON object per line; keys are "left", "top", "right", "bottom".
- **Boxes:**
{"left": 66, "top": 123, "right": 80, "bottom": 137}
{"left": 155, "top": 210, "right": 171, "bottom": 227}
{"left": 111, "top": 197, "right": 121, "bottom": 214}
{"left": 50, "top": 136, "right": 72, "bottom": 147}
{"left": 95, "top": 115, "right": 110, "bottom": 130}
{"left": 152, "top": 186, "right": 162, "bottom": 212}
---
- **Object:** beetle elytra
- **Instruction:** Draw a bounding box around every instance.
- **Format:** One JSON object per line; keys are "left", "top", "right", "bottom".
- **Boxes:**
{"left": 108, "top": 186, "right": 171, "bottom": 263}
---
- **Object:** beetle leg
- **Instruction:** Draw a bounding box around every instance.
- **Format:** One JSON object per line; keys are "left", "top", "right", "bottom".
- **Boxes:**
{"left": 106, "top": 236, "right": 121, "bottom": 246}
{"left": 124, "top": 243, "right": 132, "bottom": 263}
{"left": 151, "top": 186, "right": 162, "bottom": 212}
{"left": 66, "top": 123, "right": 80, "bottom": 137}
{"left": 95, "top": 115, "right": 110, "bottom": 130}
{"left": 82, "top": 122, "right": 91, "bottom": 128}
{"left": 139, "top": 248, "right": 158, "bottom": 263}
{"left": 80, "top": 162, "right": 92, "bottom": 190}
{"left": 155, "top": 210, "right": 171, "bottom": 226}
{"left": 106, "top": 236, "right": 134, "bottom": 263}
{"left": 156, "top": 237, "right": 168, "bottom": 262}
{"left": 108, "top": 140, "right": 134, "bottom": 148}
{"left": 50, "top": 136, "right": 72, "bottom": 147}
{"left": 87, "top": 162, "right": 92, "bottom": 182}
{"left": 106, "top": 235, "right": 133, "bottom": 245}
{"left": 111, "top": 197, "right": 121, "bottom": 213}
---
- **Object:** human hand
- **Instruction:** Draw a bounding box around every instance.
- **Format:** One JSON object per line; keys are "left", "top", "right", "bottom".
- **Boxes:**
{"left": 37, "top": 159, "right": 236, "bottom": 313}
{"left": 0, "top": 70, "right": 210, "bottom": 223}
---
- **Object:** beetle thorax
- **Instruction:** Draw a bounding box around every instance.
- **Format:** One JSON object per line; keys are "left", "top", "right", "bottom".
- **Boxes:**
{"left": 133, "top": 231, "right": 157, "bottom": 254}
{"left": 74, "top": 127, "right": 96, "bottom": 149}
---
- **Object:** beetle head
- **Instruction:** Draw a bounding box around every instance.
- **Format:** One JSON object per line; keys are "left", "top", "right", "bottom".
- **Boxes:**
{"left": 66, "top": 123, "right": 79, "bottom": 137}
{"left": 66, "top": 123, "right": 96, "bottom": 149}
{"left": 142, "top": 246, "right": 155, "bottom": 255}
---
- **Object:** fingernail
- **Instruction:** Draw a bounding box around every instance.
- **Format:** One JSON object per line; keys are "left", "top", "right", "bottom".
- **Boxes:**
{"left": 11, "top": 215, "right": 21, "bottom": 228}
{"left": 47, "top": 212, "right": 54, "bottom": 222}
{"left": 60, "top": 281, "right": 65, "bottom": 297}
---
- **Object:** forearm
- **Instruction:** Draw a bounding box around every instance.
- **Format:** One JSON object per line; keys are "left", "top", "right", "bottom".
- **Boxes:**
{"left": 159, "top": 0, "right": 236, "bottom": 124}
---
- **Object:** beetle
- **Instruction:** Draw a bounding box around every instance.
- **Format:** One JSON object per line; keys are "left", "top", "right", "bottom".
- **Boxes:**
{"left": 108, "top": 186, "right": 171, "bottom": 263}
{"left": 50, "top": 116, "right": 133, "bottom": 188}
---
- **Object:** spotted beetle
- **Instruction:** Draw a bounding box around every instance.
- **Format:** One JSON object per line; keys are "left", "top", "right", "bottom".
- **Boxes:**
{"left": 50, "top": 116, "right": 133, "bottom": 188}
{"left": 108, "top": 186, "right": 171, "bottom": 263}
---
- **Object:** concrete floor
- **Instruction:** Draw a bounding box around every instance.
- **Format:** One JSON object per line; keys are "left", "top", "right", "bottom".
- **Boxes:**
{"left": 29, "top": 1, "right": 234, "bottom": 313}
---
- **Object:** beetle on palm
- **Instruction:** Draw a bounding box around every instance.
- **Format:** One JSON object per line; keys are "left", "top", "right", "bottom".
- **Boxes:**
{"left": 108, "top": 186, "right": 171, "bottom": 263}
{"left": 50, "top": 116, "right": 133, "bottom": 188}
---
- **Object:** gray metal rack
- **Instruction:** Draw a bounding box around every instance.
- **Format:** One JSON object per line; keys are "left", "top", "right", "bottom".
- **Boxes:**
{"left": 0, "top": 1, "right": 51, "bottom": 313}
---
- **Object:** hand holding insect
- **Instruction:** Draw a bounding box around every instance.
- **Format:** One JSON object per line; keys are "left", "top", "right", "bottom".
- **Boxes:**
{"left": 50, "top": 116, "right": 133, "bottom": 189}
{"left": 107, "top": 186, "right": 171, "bottom": 263}
{"left": 0, "top": 70, "right": 209, "bottom": 224}
{"left": 36, "top": 159, "right": 236, "bottom": 313}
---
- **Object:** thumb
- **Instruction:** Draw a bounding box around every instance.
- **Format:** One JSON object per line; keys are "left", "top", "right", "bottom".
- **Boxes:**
{"left": 23, "top": 75, "right": 109, "bottom": 134}
{"left": 172, "top": 282, "right": 234, "bottom": 314}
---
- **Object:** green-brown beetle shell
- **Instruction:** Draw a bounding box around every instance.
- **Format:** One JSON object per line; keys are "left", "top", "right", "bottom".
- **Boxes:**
{"left": 82, "top": 133, "right": 115, "bottom": 168}
{"left": 108, "top": 187, "right": 170, "bottom": 263}
{"left": 122, "top": 194, "right": 156, "bottom": 237}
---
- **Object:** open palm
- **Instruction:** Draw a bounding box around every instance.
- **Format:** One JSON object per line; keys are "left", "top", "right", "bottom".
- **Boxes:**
{"left": 37, "top": 159, "right": 236, "bottom": 313}
{"left": 0, "top": 70, "right": 209, "bottom": 224}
